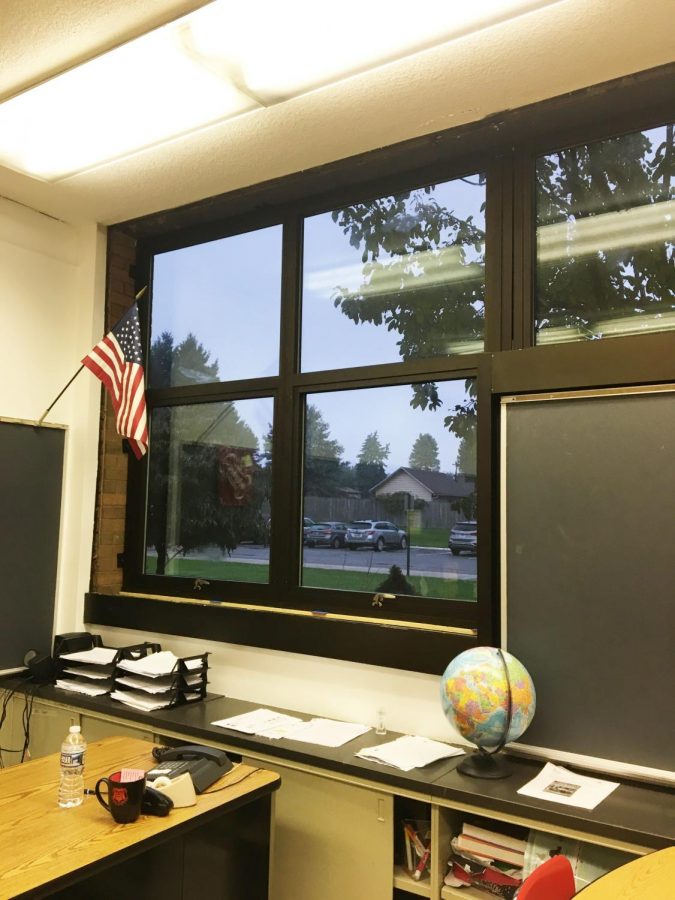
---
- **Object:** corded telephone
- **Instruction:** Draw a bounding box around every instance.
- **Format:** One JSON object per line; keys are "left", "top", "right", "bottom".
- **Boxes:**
{"left": 141, "top": 785, "right": 173, "bottom": 816}
{"left": 147, "top": 744, "right": 233, "bottom": 793}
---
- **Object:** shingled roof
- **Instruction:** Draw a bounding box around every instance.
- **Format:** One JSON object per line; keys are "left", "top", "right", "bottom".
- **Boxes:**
{"left": 371, "top": 467, "right": 475, "bottom": 498}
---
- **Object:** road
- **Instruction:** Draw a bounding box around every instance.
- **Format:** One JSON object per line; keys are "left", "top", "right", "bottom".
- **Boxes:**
{"left": 226, "top": 544, "right": 477, "bottom": 579}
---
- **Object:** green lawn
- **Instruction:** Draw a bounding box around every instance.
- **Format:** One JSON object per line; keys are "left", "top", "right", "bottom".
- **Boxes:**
{"left": 145, "top": 555, "right": 476, "bottom": 600}
{"left": 409, "top": 527, "right": 449, "bottom": 549}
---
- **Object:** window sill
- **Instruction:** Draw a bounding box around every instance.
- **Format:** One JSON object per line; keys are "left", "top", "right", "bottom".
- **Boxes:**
{"left": 84, "top": 591, "right": 477, "bottom": 674}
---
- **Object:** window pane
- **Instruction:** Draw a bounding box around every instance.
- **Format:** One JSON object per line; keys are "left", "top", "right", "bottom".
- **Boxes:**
{"left": 301, "top": 381, "right": 477, "bottom": 601}
{"left": 149, "top": 226, "right": 282, "bottom": 386}
{"left": 535, "top": 124, "right": 675, "bottom": 344}
{"left": 301, "top": 176, "right": 486, "bottom": 371}
{"left": 145, "top": 398, "right": 273, "bottom": 583}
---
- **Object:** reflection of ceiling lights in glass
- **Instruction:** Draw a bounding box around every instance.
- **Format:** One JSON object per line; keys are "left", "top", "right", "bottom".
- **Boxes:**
{"left": 0, "top": 0, "right": 562, "bottom": 181}
{"left": 537, "top": 199, "right": 675, "bottom": 261}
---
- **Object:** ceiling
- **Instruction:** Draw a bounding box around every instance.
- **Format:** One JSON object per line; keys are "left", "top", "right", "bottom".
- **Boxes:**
{"left": 0, "top": 0, "right": 672, "bottom": 227}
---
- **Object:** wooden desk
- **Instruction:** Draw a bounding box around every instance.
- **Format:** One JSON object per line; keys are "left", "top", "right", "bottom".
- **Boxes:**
{"left": 0, "top": 736, "right": 280, "bottom": 899}
{"left": 576, "top": 846, "right": 675, "bottom": 899}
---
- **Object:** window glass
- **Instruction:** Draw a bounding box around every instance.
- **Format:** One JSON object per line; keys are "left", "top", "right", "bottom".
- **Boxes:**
{"left": 535, "top": 124, "right": 675, "bottom": 344}
{"left": 149, "top": 226, "right": 282, "bottom": 386}
{"left": 301, "top": 380, "right": 477, "bottom": 601}
{"left": 145, "top": 398, "right": 273, "bottom": 583}
{"left": 301, "top": 176, "right": 486, "bottom": 371}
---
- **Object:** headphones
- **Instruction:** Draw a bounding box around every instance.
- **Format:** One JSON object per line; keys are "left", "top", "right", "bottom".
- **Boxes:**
{"left": 23, "top": 649, "right": 57, "bottom": 683}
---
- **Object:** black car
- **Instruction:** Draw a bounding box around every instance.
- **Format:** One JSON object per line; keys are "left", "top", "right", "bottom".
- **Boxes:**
{"left": 304, "top": 521, "right": 349, "bottom": 548}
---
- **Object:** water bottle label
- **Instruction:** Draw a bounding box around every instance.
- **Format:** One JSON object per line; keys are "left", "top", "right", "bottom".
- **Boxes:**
{"left": 61, "top": 750, "right": 84, "bottom": 767}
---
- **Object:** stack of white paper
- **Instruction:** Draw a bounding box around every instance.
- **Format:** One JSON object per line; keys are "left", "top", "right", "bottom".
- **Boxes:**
{"left": 116, "top": 650, "right": 181, "bottom": 677}
{"left": 59, "top": 647, "right": 118, "bottom": 665}
{"left": 356, "top": 735, "right": 464, "bottom": 771}
{"left": 55, "top": 679, "right": 110, "bottom": 697}
{"left": 285, "top": 718, "right": 371, "bottom": 748}
{"left": 62, "top": 665, "right": 113, "bottom": 680}
{"left": 56, "top": 647, "right": 117, "bottom": 695}
{"left": 110, "top": 689, "right": 174, "bottom": 711}
{"left": 213, "top": 709, "right": 373, "bottom": 746}
{"left": 212, "top": 708, "right": 303, "bottom": 739}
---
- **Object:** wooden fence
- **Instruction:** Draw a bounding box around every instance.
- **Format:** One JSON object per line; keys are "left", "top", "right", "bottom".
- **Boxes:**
{"left": 303, "top": 496, "right": 469, "bottom": 530}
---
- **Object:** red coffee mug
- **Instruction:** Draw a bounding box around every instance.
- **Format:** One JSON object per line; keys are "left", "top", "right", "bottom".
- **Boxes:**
{"left": 95, "top": 769, "right": 146, "bottom": 824}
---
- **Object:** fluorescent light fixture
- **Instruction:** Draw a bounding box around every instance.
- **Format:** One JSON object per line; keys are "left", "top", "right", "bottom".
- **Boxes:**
{"left": 0, "top": 0, "right": 563, "bottom": 181}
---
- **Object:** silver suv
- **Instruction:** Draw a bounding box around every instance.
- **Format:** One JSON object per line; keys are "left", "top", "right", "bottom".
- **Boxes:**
{"left": 346, "top": 520, "right": 407, "bottom": 551}
{"left": 449, "top": 520, "right": 477, "bottom": 555}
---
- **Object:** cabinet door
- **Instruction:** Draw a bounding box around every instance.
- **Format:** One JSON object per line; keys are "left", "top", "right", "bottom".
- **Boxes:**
{"left": 0, "top": 694, "right": 24, "bottom": 767}
{"left": 80, "top": 714, "right": 154, "bottom": 744}
{"left": 243, "top": 758, "right": 393, "bottom": 900}
{"left": 26, "top": 701, "right": 78, "bottom": 759}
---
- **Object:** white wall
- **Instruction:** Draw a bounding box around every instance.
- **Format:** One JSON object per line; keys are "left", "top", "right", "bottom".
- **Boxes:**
{"left": 0, "top": 198, "right": 105, "bottom": 639}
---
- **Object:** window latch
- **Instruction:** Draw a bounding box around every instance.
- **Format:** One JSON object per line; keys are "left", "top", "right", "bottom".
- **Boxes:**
{"left": 194, "top": 578, "right": 210, "bottom": 591}
{"left": 372, "top": 592, "right": 395, "bottom": 608}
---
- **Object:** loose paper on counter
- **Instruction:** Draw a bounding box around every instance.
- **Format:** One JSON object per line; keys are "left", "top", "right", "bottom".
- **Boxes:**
{"left": 517, "top": 762, "right": 619, "bottom": 809}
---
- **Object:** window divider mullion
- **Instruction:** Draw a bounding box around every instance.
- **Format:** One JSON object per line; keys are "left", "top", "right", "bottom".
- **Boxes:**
{"left": 512, "top": 150, "right": 535, "bottom": 350}
{"left": 269, "top": 214, "right": 304, "bottom": 594}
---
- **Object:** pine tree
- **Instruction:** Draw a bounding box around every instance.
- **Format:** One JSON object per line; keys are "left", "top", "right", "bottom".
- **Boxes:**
{"left": 409, "top": 433, "right": 440, "bottom": 471}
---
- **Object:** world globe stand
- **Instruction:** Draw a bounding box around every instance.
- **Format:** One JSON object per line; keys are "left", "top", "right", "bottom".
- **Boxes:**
{"left": 457, "top": 746, "right": 512, "bottom": 779}
{"left": 441, "top": 646, "right": 535, "bottom": 781}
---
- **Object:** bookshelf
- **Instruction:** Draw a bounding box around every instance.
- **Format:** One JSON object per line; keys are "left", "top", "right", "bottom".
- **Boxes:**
{"left": 393, "top": 865, "right": 431, "bottom": 897}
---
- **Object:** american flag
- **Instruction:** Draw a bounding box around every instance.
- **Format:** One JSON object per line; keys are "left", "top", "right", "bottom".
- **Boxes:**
{"left": 82, "top": 303, "right": 148, "bottom": 459}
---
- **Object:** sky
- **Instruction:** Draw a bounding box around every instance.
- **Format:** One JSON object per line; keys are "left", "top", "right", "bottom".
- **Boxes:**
{"left": 150, "top": 174, "right": 485, "bottom": 470}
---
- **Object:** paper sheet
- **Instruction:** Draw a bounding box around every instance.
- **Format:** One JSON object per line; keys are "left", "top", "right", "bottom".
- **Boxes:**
{"left": 212, "top": 708, "right": 303, "bottom": 738}
{"left": 59, "top": 647, "right": 118, "bottom": 665}
{"left": 285, "top": 718, "right": 371, "bottom": 747}
{"left": 55, "top": 679, "right": 110, "bottom": 697}
{"left": 116, "top": 651, "right": 180, "bottom": 677}
{"left": 115, "top": 675, "right": 174, "bottom": 694}
{"left": 62, "top": 665, "right": 113, "bottom": 680}
{"left": 356, "top": 735, "right": 464, "bottom": 771}
{"left": 517, "top": 762, "right": 620, "bottom": 809}
{"left": 110, "top": 689, "right": 173, "bottom": 711}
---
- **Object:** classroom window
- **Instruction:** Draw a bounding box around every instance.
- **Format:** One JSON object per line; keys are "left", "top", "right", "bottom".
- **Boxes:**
{"left": 301, "top": 175, "right": 486, "bottom": 372}
{"left": 101, "top": 72, "right": 673, "bottom": 671}
{"left": 301, "top": 380, "right": 477, "bottom": 603}
{"left": 145, "top": 398, "right": 273, "bottom": 584}
{"left": 535, "top": 123, "right": 675, "bottom": 344}
{"left": 149, "top": 225, "right": 283, "bottom": 387}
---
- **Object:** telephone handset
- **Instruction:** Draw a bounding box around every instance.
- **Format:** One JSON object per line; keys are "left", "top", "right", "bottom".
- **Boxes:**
{"left": 148, "top": 744, "right": 233, "bottom": 793}
{"left": 156, "top": 744, "right": 230, "bottom": 766}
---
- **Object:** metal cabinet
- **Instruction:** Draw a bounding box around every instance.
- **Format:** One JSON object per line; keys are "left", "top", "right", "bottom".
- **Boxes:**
{"left": 243, "top": 756, "right": 393, "bottom": 900}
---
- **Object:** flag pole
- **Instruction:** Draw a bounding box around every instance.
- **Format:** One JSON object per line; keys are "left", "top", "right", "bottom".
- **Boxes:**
{"left": 37, "top": 286, "right": 147, "bottom": 426}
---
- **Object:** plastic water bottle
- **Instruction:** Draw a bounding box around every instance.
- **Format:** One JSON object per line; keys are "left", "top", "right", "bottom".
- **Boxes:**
{"left": 58, "top": 725, "right": 86, "bottom": 808}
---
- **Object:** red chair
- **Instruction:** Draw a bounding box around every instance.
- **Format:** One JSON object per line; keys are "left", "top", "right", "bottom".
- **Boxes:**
{"left": 517, "top": 855, "right": 576, "bottom": 899}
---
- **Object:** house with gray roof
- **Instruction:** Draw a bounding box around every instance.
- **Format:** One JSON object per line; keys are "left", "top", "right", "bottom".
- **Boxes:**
{"left": 370, "top": 467, "right": 475, "bottom": 502}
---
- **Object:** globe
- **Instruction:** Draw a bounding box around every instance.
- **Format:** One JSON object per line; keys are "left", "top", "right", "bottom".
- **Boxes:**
{"left": 440, "top": 646, "right": 536, "bottom": 778}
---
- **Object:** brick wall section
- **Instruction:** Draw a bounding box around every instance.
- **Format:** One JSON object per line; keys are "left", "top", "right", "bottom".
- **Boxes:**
{"left": 90, "top": 229, "right": 138, "bottom": 594}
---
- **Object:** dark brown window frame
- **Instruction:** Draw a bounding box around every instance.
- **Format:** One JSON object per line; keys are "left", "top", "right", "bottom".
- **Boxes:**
{"left": 85, "top": 64, "right": 675, "bottom": 675}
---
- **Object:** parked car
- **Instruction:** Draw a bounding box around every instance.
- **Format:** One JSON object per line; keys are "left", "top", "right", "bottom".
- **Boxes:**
{"left": 346, "top": 520, "right": 407, "bottom": 551}
{"left": 303, "top": 517, "right": 315, "bottom": 542}
{"left": 449, "top": 520, "right": 477, "bottom": 555}
{"left": 304, "top": 521, "right": 349, "bottom": 549}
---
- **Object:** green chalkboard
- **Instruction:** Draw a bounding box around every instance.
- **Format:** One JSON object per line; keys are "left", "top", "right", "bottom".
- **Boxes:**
{"left": 0, "top": 419, "right": 65, "bottom": 672}
{"left": 502, "top": 387, "right": 675, "bottom": 778}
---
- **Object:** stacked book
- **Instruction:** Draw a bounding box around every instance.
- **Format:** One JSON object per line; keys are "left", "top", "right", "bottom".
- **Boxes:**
{"left": 110, "top": 650, "right": 208, "bottom": 712}
{"left": 445, "top": 823, "right": 527, "bottom": 899}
